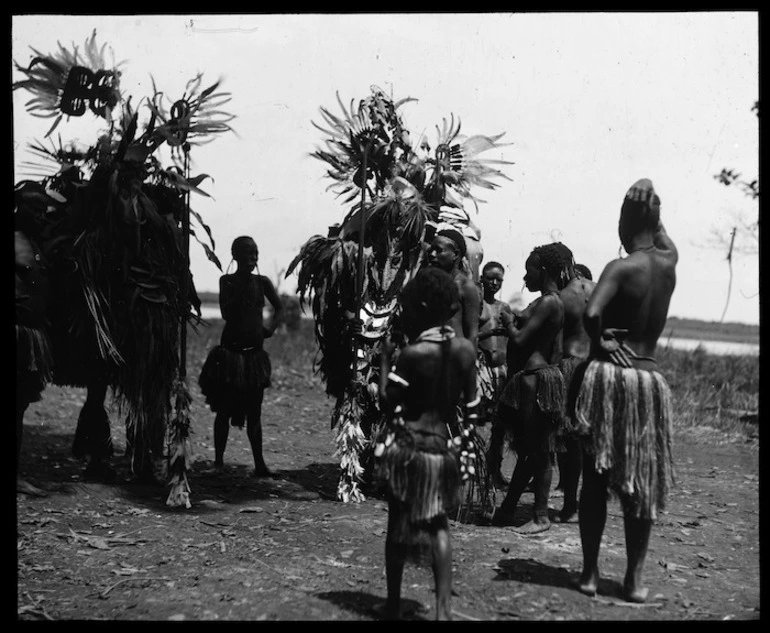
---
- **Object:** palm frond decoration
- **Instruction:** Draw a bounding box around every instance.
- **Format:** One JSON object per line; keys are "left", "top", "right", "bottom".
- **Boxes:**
{"left": 12, "top": 29, "right": 124, "bottom": 137}
{"left": 13, "top": 31, "right": 234, "bottom": 508}
{"left": 290, "top": 87, "right": 515, "bottom": 503}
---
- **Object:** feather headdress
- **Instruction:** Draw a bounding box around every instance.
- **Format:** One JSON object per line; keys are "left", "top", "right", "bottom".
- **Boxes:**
{"left": 290, "top": 86, "right": 514, "bottom": 502}
{"left": 12, "top": 29, "right": 124, "bottom": 137}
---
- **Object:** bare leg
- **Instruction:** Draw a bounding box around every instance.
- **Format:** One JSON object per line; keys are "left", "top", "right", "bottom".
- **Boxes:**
{"left": 493, "top": 452, "right": 533, "bottom": 524}
{"left": 620, "top": 497, "right": 653, "bottom": 603}
{"left": 486, "top": 418, "right": 509, "bottom": 488}
{"left": 17, "top": 400, "right": 46, "bottom": 497}
{"left": 213, "top": 411, "right": 230, "bottom": 469}
{"left": 555, "top": 438, "right": 582, "bottom": 522}
{"left": 577, "top": 459, "right": 607, "bottom": 596}
{"left": 383, "top": 538, "right": 405, "bottom": 620}
{"left": 246, "top": 388, "right": 272, "bottom": 477}
{"left": 515, "top": 448, "right": 552, "bottom": 534}
{"left": 432, "top": 526, "right": 453, "bottom": 620}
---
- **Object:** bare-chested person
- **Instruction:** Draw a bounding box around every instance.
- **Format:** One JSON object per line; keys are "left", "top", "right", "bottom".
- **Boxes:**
{"left": 428, "top": 228, "right": 481, "bottom": 349}
{"left": 375, "top": 267, "right": 478, "bottom": 620}
{"left": 573, "top": 178, "right": 677, "bottom": 603}
{"left": 476, "top": 261, "right": 513, "bottom": 488}
{"left": 491, "top": 243, "right": 570, "bottom": 534}
{"left": 552, "top": 249, "right": 596, "bottom": 524}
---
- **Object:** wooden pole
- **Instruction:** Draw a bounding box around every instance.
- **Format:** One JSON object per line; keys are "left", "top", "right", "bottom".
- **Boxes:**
{"left": 355, "top": 140, "right": 371, "bottom": 319}
{"left": 180, "top": 144, "right": 191, "bottom": 379}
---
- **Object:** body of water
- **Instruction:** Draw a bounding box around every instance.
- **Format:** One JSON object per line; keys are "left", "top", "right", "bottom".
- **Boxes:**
{"left": 198, "top": 305, "right": 759, "bottom": 357}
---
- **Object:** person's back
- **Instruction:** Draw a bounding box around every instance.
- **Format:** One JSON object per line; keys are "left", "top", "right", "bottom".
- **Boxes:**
{"left": 561, "top": 275, "right": 596, "bottom": 360}
{"left": 584, "top": 179, "right": 678, "bottom": 365}
{"left": 591, "top": 249, "right": 676, "bottom": 360}
{"left": 375, "top": 266, "right": 478, "bottom": 620}
{"left": 397, "top": 337, "right": 477, "bottom": 437}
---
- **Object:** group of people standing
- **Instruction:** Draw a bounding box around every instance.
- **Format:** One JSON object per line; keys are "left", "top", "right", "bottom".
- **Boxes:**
{"left": 372, "top": 177, "right": 678, "bottom": 618}
{"left": 17, "top": 176, "right": 678, "bottom": 620}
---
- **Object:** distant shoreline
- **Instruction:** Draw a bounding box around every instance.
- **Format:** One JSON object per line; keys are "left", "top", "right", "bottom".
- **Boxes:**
{"left": 196, "top": 299, "right": 759, "bottom": 345}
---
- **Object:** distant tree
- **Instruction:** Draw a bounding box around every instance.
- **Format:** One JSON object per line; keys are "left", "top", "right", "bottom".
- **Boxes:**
{"left": 710, "top": 101, "right": 759, "bottom": 321}
{"left": 710, "top": 100, "right": 759, "bottom": 256}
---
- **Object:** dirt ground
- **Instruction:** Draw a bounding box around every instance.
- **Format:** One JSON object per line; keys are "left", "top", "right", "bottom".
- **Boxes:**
{"left": 16, "top": 350, "right": 760, "bottom": 621}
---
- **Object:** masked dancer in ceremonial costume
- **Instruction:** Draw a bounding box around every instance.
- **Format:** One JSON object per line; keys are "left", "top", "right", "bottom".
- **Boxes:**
{"left": 374, "top": 267, "right": 479, "bottom": 620}
{"left": 12, "top": 31, "right": 234, "bottom": 507}
{"left": 287, "top": 87, "right": 513, "bottom": 502}
{"left": 571, "top": 178, "right": 677, "bottom": 603}
{"left": 491, "top": 242, "right": 572, "bottom": 533}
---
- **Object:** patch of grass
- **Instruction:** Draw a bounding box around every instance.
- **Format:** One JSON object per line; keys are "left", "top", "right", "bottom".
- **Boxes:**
{"left": 185, "top": 319, "right": 759, "bottom": 443}
{"left": 656, "top": 344, "right": 759, "bottom": 441}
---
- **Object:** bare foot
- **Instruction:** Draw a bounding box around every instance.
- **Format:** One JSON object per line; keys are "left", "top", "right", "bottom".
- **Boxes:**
{"left": 623, "top": 585, "right": 649, "bottom": 603}
{"left": 513, "top": 518, "right": 551, "bottom": 534}
{"left": 576, "top": 570, "right": 598, "bottom": 597}
{"left": 251, "top": 466, "right": 276, "bottom": 479}
{"left": 553, "top": 509, "right": 577, "bottom": 524}
{"left": 17, "top": 478, "right": 47, "bottom": 497}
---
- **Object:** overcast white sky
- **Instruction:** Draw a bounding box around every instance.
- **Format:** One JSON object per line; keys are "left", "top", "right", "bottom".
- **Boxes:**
{"left": 12, "top": 13, "right": 759, "bottom": 325}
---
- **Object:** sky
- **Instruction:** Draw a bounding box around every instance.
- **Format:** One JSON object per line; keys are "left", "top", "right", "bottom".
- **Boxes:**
{"left": 12, "top": 12, "right": 760, "bottom": 325}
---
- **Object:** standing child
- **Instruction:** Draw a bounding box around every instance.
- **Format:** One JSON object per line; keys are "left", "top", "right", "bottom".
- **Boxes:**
{"left": 199, "top": 236, "right": 284, "bottom": 477}
{"left": 374, "top": 267, "right": 479, "bottom": 620}
{"left": 477, "top": 260, "right": 513, "bottom": 489}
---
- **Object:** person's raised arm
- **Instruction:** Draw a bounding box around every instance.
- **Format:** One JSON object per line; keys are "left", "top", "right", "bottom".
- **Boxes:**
{"left": 653, "top": 220, "right": 678, "bottom": 262}
{"left": 262, "top": 277, "right": 284, "bottom": 338}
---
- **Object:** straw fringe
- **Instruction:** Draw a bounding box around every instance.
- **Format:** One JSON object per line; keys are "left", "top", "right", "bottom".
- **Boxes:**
{"left": 376, "top": 428, "right": 461, "bottom": 565}
{"left": 574, "top": 359, "right": 675, "bottom": 520}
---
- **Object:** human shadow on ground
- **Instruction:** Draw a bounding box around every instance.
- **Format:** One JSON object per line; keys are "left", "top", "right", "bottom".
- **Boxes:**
{"left": 493, "top": 557, "right": 624, "bottom": 599}
{"left": 316, "top": 590, "right": 428, "bottom": 621}
{"left": 18, "top": 424, "right": 349, "bottom": 510}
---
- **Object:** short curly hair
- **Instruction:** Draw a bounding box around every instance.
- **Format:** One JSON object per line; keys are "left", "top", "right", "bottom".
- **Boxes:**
{"left": 528, "top": 242, "right": 574, "bottom": 290}
{"left": 400, "top": 267, "right": 459, "bottom": 333}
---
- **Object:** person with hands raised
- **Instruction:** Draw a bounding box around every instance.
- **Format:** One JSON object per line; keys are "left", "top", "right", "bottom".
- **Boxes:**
{"left": 572, "top": 178, "right": 677, "bottom": 604}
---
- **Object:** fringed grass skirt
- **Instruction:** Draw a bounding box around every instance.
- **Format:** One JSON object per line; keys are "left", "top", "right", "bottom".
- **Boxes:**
{"left": 376, "top": 428, "right": 461, "bottom": 566}
{"left": 574, "top": 359, "right": 675, "bottom": 520}
{"left": 16, "top": 324, "right": 54, "bottom": 404}
{"left": 199, "top": 345, "right": 271, "bottom": 423}
{"left": 476, "top": 353, "right": 507, "bottom": 424}
{"left": 497, "top": 365, "right": 566, "bottom": 455}
{"left": 555, "top": 356, "right": 588, "bottom": 451}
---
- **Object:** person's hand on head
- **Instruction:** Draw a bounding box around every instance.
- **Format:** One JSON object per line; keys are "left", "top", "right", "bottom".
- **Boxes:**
{"left": 626, "top": 178, "right": 660, "bottom": 214}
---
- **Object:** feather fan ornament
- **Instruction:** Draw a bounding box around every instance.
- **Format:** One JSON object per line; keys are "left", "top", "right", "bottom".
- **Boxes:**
{"left": 12, "top": 29, "right": 124, "bottom": 137}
